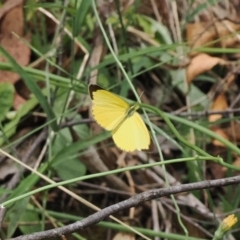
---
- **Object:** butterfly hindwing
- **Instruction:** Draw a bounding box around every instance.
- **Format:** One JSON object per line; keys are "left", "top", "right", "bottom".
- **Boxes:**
{"left": 112, "top": 112, "right": 150, "bottom": 151}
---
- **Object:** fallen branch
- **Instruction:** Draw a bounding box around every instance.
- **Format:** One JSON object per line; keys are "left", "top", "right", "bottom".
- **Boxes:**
{"left": 7, "top": 175, "right": 240, "bottom": 240}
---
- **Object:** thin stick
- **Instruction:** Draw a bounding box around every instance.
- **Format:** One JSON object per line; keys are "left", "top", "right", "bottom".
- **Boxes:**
{"left": 8, "top": 175, "right": 240, "bottom": 240}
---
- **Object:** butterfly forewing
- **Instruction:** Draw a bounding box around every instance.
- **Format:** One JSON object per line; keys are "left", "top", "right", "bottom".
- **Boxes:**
{"left": 90, "top": 86, "right": 129, "bottom": 130}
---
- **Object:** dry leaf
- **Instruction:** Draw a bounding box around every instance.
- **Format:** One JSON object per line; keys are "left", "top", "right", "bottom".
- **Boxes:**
{"left": 187, "top": 53, "right": 225, "bottom": 83}
{"left": 187, "top": 20, "right": 240, "bottom": 50}
{"left": 113, "top": 232, "right": 135, "bottom": 240}
{"left": 208, "top": 161, "right": 227, "bottom": 179}
{"left": 225, "top": 122, "right": 240, "bottom": 142}
{"left": 209, "top": 93, "right": 228, "bottom": 122}
{"left": 0, "top": 3, "right": 31, "bottom": 109}
{"left": 233, "top": 157, "right": 240, "bottom": 168}
{"left": 211, "top": 128, "right": 229, "bottom": 147}
{"left": 14, "top": 93, "right": 28, "bottom": 108}
{"left": 211, "top": 123, "right": 240, "bottom": 148}
{"left": 0, "top": 0, "right": 23, "bottom": 20}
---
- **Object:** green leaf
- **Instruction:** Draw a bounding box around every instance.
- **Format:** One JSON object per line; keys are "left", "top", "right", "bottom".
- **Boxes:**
{"left": 51, "top": 121, "right": 88, "bottom": 179}
{"left": 0, "top": 187, "right": 12, "bottom": 194}
{"left": 7, "top": 198, "right": 30, "bottom": 238}
{"left": 171, "top": 69, "right": 208, "bottom": 108}
{"left": 0, "top": 82, "right": 14, "bottom": 122}
{"left": 53, "top": 157, "right": 86, "bottom": 181}
{"left": 51, "top": 131, "right": 111, "bottom": 165}
{"left": 134, "top": 14, "right": 172, "bottom": 44}
{"left": 0, "top": 97, "right": 38, "bottom": 146}
{"left": 52, "top": 128, "right": 73, "bottom": 157}
{"left": 52, "top": 87, "right": 70, "bottom": 118}
{"left": 19, "top": 206, "right": 41, "bottom": 234}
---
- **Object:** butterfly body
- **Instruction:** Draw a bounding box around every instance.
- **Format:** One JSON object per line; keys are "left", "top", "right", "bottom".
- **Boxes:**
{"left": 89, "top": 84, "right": 150, "bottom": 151}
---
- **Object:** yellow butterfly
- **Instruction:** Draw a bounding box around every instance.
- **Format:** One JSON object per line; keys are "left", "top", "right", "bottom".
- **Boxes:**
{"left": 89, "top": 84, "right": 150, "bottom": 151}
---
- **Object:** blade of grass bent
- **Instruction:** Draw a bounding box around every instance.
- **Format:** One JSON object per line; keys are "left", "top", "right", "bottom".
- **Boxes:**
{"left": 0, "top": 45, "right": 58, "bottom": 132}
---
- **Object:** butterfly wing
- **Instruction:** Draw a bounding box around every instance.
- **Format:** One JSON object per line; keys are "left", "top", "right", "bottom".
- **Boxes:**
{"left": 89, "top": 84, "right": 130, "bottom": 130}
{"left": 89, "top": 84, "right": 150, "bottom": 151}
{"left": 112, "top": 112, "right": 150, "bottom": 151}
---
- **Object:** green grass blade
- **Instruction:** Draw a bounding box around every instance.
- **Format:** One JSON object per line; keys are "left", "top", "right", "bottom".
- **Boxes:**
{"left": 0, "top": 45, "right": 58, "bottom": 131}
{"left": 73, "top": 0, "right": 91, "bottom": 37}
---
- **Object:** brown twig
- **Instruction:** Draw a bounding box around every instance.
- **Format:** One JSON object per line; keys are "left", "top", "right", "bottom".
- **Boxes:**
{"left": 7, "top": 175, "right": 240, "bottom": 240}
